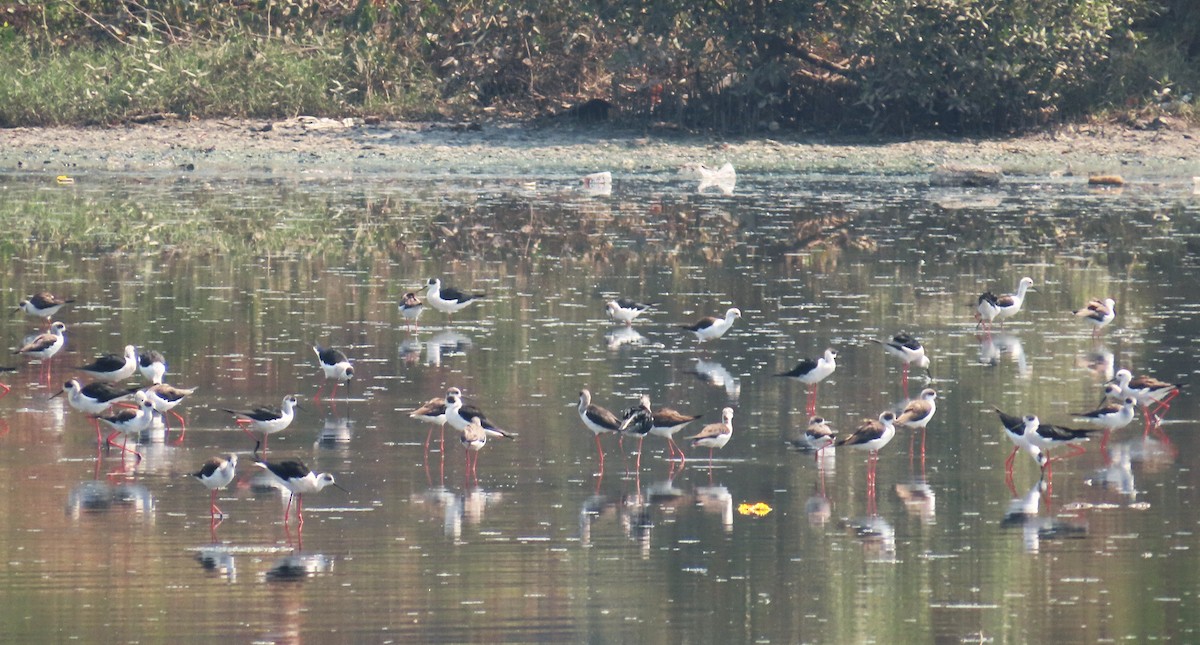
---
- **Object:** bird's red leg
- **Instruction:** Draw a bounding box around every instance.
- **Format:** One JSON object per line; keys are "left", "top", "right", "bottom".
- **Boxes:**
{"left": 171, "top": 411, "right": 187, "bottom": 444}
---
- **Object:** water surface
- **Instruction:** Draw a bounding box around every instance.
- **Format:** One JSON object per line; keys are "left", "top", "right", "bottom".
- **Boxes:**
{"left": 0, "top": 168, "right": 1198, "bottom": 642}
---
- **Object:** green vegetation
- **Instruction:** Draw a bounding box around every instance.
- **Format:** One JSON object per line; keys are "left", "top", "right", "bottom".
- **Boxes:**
{"left": 0, "top": 0, "right": 1195, "bottom": 133}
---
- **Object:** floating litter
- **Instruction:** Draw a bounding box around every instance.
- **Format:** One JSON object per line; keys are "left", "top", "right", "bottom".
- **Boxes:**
{"left": 738, "top": 502, "right": 772, "bottom": 517}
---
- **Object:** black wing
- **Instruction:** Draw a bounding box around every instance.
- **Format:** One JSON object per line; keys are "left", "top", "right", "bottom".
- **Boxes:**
{"left": 777, "top": 357, "right": 819, "bottom": 378}
{"left": 993, "top": 408, "right": 1025, "bottom": 434}
{"left": 317, "top": 347, "right": 349, "bottom": 365}
{"left": 80, "top": 353, "right": 126, "bottom": 372}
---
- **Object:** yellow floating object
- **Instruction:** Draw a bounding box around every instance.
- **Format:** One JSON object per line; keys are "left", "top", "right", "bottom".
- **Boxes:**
{"left": 56, "top": 175, "right": 75, "bottom": 185}
{"left": 738, "top": 502, "right": 773, "bottom": 517}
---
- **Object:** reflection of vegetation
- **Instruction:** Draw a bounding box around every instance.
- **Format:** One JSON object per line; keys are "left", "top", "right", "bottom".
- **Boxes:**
{"left": 0, "top": 177, "right": 1194, "bottom": 274}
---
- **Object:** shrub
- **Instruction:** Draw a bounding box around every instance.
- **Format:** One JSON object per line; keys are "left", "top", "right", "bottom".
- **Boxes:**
{"left": 0, "top": 0, "right": 1193, "bottom": 133}
{"left": 840, "top": 0, "right": 1139, "bottom": 133}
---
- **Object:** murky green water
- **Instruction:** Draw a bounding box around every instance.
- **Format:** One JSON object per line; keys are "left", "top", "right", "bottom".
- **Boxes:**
{"left": 0, "top": 167, "right": 1198, "bottom": 643}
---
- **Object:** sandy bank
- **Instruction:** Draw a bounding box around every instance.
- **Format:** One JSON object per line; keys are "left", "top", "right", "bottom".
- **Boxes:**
{"left": 1, "top": 117, "right": 1197, "bottom": 182}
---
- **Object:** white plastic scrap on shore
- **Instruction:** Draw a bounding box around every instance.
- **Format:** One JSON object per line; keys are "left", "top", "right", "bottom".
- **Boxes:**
{"left": 274, "top": 116, "right": 357, "bottom": 131}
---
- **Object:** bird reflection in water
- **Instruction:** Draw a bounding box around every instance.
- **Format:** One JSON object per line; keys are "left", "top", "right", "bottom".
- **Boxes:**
{"left": 316, "top": 416, "right": 352, "bottom": 448}
{"left": 195, "top": 548, "right": 237, "bottom": 582}
{"left": 695, "top": 485, "right": 733, "bottom": 533}
{"left": 1091, "top": 435, "right": 1175, "bottom": 500}
{"left": 1077, "top": 344, "right": 1115, "bottom": 382}
{"left": 263, "top": 553, "right": 334, "bottom": 582}
{"left": 398, "top": 336, "right": 423, "bottom": 366}
{"left": 413, "top": 487, "right": 503, "bottom": 542}
{"left": 645, "top": 477, "right": 687, "bottom": 509}
{"left": 805, "top": 485, "right": 832, "bottom": 527}
{"left": 1001, "top": 477, "right": 1087, "bottom": 554}
{"left": 689, "top": 358, "right": 740, "bottom": 401}
{"left": 680, "top": 162, "right": 736, "bottom": 196}
{"left": 424, "top": 331, "right": 472, "bottom": 367}
{"left": 412, "top": 487, "right": 459, "bottom": 539}
{"left": 1087, "top": 441, "right": 1137, "bottom": 500}
{"left": 579, "top": 493, "right": 615, "bottom": 548}
{"left": 66, "top": 480, "right": 154, "bottom": 519}
{"left": 604, "top": 326, "right": 645, "bottom": 351}
{"left": 840, "top": 515, "right": 896, "bottom": 562}
{"left": 462, "top": 488, "right": 501, "bottom": 528}
{"left": 894, "top": 479, "right": 936, "bottom": 525}
{"left": 977, "top": 333, "right": 1030, "bottom": 378}
{"left": 644, "top": 477, "right": 689, "bottom": 530}
{"left": 619, "top": 493, "right": 654, "bottom": 560}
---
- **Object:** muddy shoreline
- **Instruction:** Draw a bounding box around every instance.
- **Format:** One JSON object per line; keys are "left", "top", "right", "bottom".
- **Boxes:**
{"left": 2, "top": 117, "right": 1198, "bottom": 182}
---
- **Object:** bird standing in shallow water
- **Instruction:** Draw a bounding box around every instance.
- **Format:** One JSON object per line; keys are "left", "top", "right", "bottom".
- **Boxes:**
{"left": 871, "top": 332, "right": 932, "bottom": 395}
{"left": 679, "top": 308, "right": 741, "bottom": 342}
{"left": 14, "top": 321, "right": 67, "bottom": 383}
{"left": 896, "top": 389, "right": 938, "bottom": 430}
{"left": 618, "top": 394, "right": 655, "bottom": 471}
{"left": 577, "top": 389, "right": 621, "bottom": 470}
{"left": 410, "top": 388, "right": 461, "bottom": 452}
{"left": 79, "top": 345, "right": 138, "bottom": 383}
{"left": 1073, "top": 394, "right": 1136, "bottom": 432}
{"left": 137, "top": 349, "right": 167, "bottom": 384}
{"left": 976, "top": 277, "right": 1033, "bottom": 331}
{"left": 425, "top": 278, "right": 484, "bottom": 318}
{"left": 460, "top": 416, "right": 488, "bottom": 484}
{"left": 776, "top": 348, "right": 838, "bottom": 415}
{"left": 994, "top": 408, "right": 1046, "bottom": 475}
{"left": 255, "top": 457, "right": 346, "bottom": 527}
{"left": 686, "top": 407, "right": 734, "bottom": 463}
{"left": 222, "top": 395, "right": 299, "bottom": 453}
{"left": 16, "top": 291, "right": 74, "bottom": 321}
{"left": 606, "top": 298, "right": 655, "bottom": 325}
{"left": 399, "top": 292, "right": 424, "bottom": 329}
{"left": 649, "top": 402, "right": 702, "bottom": 466}
{"left": 1074, "top": 392, "right": 1136, "bottom": 451}
{"left": 443, "top": 389, "right": 516, "bottom": 439}
{"left": 146, "top": 383, "right": 196, "bottom": 444}
{"left": 1074, "top": 298, "right": 1115, "bottom": 337}
{"left": 895, "top": 388, "right": 937, "bottom": 457}
{"left": 52, "top": 379, "right": 140, "bottom": 446}
{"left": 1023, "top": 415, "right": 1103, "bottom": 474}
{"left": 193, "top": 454, "right": 238, "bottom": 518}
{"left": 1110, "top": 368, "right": 1183, "bottom": 428}
{"left": 800, "top": 416, "right": 837, "bottom": 460}
{"left": 312, "top": 345, "right": 353, "bottom": 403}
{"left": 836, "top": 411, "right": 897, "bottom": 489}
{"left": 95, "top": 394, "right": 156, "bottom": 461}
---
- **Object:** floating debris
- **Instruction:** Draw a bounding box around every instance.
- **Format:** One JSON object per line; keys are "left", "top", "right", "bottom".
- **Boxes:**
{"left": 738, "top": 502, "right": 772, "bottom": 517}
